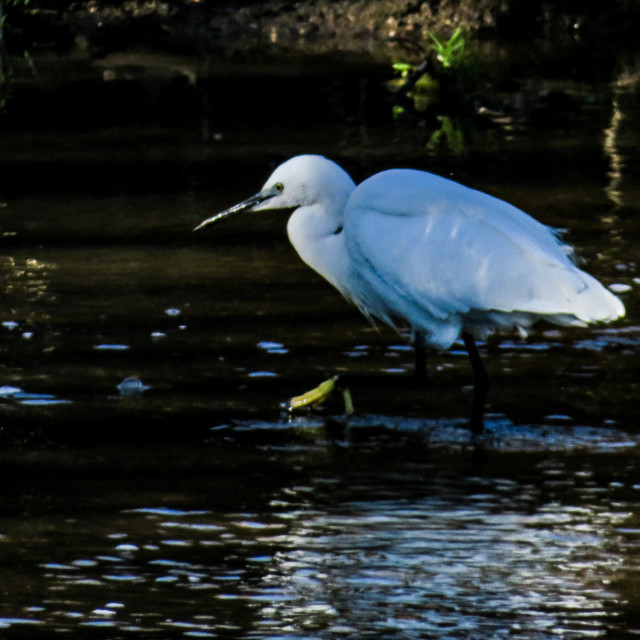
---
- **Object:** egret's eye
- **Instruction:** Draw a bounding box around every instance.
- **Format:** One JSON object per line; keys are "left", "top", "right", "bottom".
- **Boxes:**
{"left": 273, "top": 183, "right": 284, "bottom": 193}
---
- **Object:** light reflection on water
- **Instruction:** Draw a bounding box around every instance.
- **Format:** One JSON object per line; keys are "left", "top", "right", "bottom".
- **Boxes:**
{"left": 2, "top": 450, "right": 639, "bottom": 639}
{"left": 259, "top": 491, "right": 626, "bottom": 638}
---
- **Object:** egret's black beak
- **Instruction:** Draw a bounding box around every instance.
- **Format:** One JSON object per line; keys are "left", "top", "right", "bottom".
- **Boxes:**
{"left": 194, "top": 191, "right": 274, "bottom": 232}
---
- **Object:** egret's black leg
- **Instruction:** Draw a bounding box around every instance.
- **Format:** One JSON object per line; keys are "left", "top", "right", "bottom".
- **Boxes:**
{"left": 413, "top": 329, "right": 428, "bottom": 386}
{"left": 462, "top": 332, "right": 489, "bottom": 434}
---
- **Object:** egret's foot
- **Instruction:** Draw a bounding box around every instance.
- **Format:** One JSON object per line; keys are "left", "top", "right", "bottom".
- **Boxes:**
{"left": 285, "top": 375, "right": 354, "bottom": 415}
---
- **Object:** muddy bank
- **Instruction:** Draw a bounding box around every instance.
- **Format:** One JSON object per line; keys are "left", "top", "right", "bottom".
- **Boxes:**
{"left": 6, "top": 0, "right": 640, "bottom": 60}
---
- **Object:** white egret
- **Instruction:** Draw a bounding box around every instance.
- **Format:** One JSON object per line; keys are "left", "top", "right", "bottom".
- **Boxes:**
{"left": 195, "top": 155, "right": 625, "bottom": 432}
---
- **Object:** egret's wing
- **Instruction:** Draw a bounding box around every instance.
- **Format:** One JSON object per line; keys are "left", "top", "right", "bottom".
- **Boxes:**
{"left": 348, "top": 169, "right": 572, "bottom": 265}
{"left": 344, "top": 170, "right": 623, "bottom": 344}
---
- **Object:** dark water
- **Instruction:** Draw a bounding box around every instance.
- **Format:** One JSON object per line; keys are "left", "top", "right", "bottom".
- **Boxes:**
{"left": 2, "top": 444, "right": 640, "bottom": 638}
{"left": 0, "top": 47, "right": 639, "bottom": 638}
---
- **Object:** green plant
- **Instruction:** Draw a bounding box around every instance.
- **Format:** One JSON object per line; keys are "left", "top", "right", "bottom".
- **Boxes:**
{"left": 426, "top": 115, "right": 467, "bottom": 156}
{"left": 1, "top": 0, "right": 35, "bottom": 33}
{"left": 389, "top": 27, "right": 469, "bottom": 110}
{"left": 392, "top": 61, "right": 412, "bottom": 79}
{"left": 428, "top": 27, "right": 466, "bottom": 69}
{"left": 390, "top": 59, "right": 441, "bottom": 115}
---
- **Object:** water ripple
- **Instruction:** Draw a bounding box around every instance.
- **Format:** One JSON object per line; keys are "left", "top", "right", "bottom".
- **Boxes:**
{"left": 2, "top": 457, "right": 639, "bottom": 638}
{"left": 223, "top": 414, "right": 640, "bottom": 453}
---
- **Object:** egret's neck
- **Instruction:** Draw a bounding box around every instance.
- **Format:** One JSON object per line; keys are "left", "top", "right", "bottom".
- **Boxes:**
{"left": 286, "top": 203, "right": 351, "bottom": 295}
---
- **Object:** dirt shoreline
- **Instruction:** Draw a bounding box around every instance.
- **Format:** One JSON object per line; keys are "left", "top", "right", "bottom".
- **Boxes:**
{"left": 8, "top": 0, "right": 640, "bottom": 60}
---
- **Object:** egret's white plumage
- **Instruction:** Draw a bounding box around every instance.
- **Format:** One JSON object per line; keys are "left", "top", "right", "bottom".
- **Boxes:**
{"left": 242, "top": 155, "right": 623, "bottom": 346}
{"left": 195, "top": 154, "right": 625, "bottom": 430}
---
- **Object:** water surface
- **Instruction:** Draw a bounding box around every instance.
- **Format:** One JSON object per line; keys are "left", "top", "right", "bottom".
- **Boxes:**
{"left": 0, "top": 46, "right": 639, "bottom": 638}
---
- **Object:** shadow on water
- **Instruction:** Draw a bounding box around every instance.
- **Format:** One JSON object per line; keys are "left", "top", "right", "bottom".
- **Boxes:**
{"left": 0, "top": 37, "right": 639, "bottom": 639}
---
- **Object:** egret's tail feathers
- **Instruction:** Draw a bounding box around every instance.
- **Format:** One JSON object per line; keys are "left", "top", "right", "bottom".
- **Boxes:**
{"left": 519, "top": 266, "right": 626, "bottom": 327}
{"left": 460, "top": 279, "right": 625, "bottom": 345}
{"left": 564, "top": 277, "right": 625, "bottom": 325}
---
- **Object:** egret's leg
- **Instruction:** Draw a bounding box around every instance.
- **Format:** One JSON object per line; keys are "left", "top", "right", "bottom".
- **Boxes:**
{"left": 413, "top": 329, "right": 428, "bottom": 385}
{"left": 462, "top": 332, "right": 489, "bottom": 434}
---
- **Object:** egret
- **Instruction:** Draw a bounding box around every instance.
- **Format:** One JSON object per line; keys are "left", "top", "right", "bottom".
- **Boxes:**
{"left": 195, "top": 155, "right": 625, "bottom": 433}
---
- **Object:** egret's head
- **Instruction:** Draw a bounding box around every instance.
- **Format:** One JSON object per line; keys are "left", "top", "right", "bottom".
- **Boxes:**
{"left": 194, "top": 155, "right": 355, "bottom": 232}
